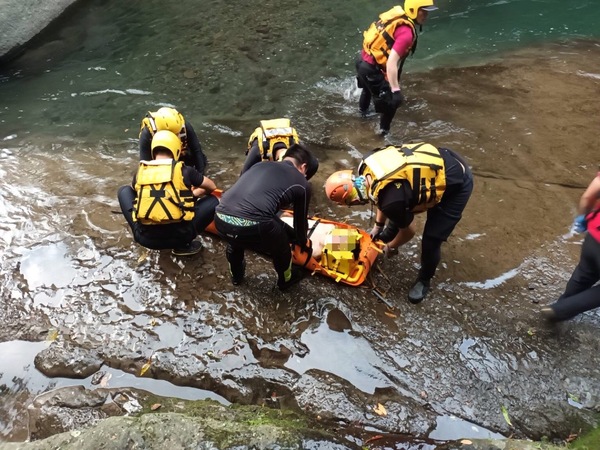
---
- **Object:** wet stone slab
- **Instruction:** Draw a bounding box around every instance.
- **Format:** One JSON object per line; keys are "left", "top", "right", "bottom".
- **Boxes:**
{"left": 2, "top": 41, "right": 600, "bottom": 445}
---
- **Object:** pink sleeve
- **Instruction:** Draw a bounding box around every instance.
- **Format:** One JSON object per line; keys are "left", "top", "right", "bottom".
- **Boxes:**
{"left": 392, "top": 25, "right": 414, "bottom": 57}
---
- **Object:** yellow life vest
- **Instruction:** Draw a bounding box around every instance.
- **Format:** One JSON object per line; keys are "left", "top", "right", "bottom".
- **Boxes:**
{"left": 246, "top": 118, "right": 300, "bottom": 161}
{"left": 362, "top": 5, "right": 417, "bottom": 70}
{"left": 133, "top": 159, "right": 195, "bottom": 225}
{"left": 359, "top": 143, "right": 446, "bottom": 212}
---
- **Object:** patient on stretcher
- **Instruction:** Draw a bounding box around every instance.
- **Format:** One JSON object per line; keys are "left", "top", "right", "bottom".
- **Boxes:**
{"left": 281, "top": 217, "right": 334, "bottom": 258}
{"left": 280, "top": 217, "right": 362, "bottom": 264}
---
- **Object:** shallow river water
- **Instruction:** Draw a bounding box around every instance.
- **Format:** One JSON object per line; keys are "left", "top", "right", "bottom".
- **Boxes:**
{"left": 1, "top": 0, "right": 600, "bottom": 447}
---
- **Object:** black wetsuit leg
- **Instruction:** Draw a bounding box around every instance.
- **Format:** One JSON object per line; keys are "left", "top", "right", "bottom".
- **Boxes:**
{"left": 117, "top": 185, "right": 196, "bottom": 250}
{"left": 420, "top": 167, "right": 474, "bottom": 281}
{"left": 118, "top": 185, "right": 136, "bottom": 231}
{"left": 215, "top": 217, "right": 292, "bottom": 283}
{"left": 551, "top": 234, "right": 600, "bottom": 320}
{"left": 356, "top": 59, "right": 396, "bottom": 132}
{"left": 192, "top": 194, "right": 219, "bottom": 234}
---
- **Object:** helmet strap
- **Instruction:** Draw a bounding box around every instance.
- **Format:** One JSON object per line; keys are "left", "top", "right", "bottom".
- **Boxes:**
{"left": 146, "top": 113, "right": 158, "bottom": 134}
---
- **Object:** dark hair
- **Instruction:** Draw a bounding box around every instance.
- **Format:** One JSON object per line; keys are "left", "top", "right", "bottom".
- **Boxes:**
{"left": 284, "top": 143, "right": 319, "bottom": 180}
{"left": 153, "top": 146, "right": 175, "bottom": 158}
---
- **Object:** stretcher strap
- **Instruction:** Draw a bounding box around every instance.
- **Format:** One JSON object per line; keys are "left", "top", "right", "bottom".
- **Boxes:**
{"left": 307, "top": 219, "right": 321, "bottom": 239}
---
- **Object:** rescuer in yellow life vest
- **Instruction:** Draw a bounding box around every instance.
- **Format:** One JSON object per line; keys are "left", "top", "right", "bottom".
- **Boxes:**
{"left": 241, "top": 118, "right": 319, "bottom": 180}
{"left": 356, "top": 0, "right": 438, "bottom": 135}
{"left": 325, "top": 143, "right": 473, "bottom": 304}
{"left": 118, "top": 130, "right": 219, "bottom": 256}
{"left": 139, "top": 107, "right": 209, "bottom": 176}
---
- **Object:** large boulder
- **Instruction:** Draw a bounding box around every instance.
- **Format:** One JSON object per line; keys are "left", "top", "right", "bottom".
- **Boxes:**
{"left": 0, "top": 0, "right": 80, "bottom": 63}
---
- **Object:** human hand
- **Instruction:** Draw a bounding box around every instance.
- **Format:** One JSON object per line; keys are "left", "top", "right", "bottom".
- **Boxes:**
{"left": 192, "top": 187, "right": 206, "bottom": 197}
{"left": 572, "top": 214, "right": 587, "bottom": 234}
{"left": 369, "top": 224, "right": 383, "bottom": 240}
{"left": 391, "top": 90, "right": 404, "bottom": 109}
{"left": 382, "top": 244, "right": 398, "bottom": 258}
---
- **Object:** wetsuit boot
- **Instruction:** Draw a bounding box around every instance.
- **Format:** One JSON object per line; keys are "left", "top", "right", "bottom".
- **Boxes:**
{"left": 408, "top": 278, "right": 430, "bottom": 304}
{"left": 230, "top": 261, "right": 246, "bottom": 286}
{"left": 172, "top": 240, "right": 202, "bottom": 256}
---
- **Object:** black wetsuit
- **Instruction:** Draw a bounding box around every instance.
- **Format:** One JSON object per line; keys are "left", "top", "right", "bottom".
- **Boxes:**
{"left": 241, "top": 139, "right": 319, "bottom": 181}
{"left": 139, "top": 122, "right": 208, "bottom": 176}
{"left": 549, "top": 233, "right": 600, "bottom": 321}
{"left": 215, "top": 160, "right": 310, "bottom": 283}
{"left": 377, "top": 147, "right": 474, "bottom": 281}
{"left": 118, "top": 164, "right": 218, "bottom": 250}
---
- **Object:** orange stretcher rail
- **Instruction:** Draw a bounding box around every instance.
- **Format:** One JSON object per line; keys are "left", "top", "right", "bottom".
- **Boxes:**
{"left": 204, "top": 190, "right": 382, "bottom": 287}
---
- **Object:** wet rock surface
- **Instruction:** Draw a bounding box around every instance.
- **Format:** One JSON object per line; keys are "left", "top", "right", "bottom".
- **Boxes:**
{"left": 2, "top": 40, "right": 600, "bottom": 446}
{"left": 0, "top": 0, "right": 81, "bottom": 62}
{"left": 0, "top": 385, "right": 566, "bottom": 450}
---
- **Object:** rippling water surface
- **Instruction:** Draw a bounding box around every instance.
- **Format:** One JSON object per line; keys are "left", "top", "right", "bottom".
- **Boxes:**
{"left": 1, "top": 0, "right": 600, "bottom": 445}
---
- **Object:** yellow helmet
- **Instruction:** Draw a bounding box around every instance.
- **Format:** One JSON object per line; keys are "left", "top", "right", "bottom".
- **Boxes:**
{"left": 151, "top": 130, "right": 182, "bottom": 160}
{"left": 325, "top": 170, "right": 369, "bottom": 206}
{"left": 404, "top": 0, "right": 438, "bottom": 20}
{"left": 145, "top": 107, "right": 185, "bottom": 136}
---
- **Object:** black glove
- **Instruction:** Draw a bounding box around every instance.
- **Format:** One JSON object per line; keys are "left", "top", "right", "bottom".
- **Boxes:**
{"left": 391, "top": 90, "right": 404, "bottom": 109}
{"left": 374, "top": 90, "right": 392, "bottom": 113}
{"left": 378, "top": 221, "right": 400, "bottom": 243}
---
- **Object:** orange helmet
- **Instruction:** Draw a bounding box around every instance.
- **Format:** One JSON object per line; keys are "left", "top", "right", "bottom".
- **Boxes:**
{"left": 325, "top": 170, "right": 369, "bottom": 206}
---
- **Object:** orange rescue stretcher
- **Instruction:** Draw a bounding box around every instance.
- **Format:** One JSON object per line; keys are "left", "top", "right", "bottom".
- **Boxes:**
{"left": 204, "top": 191, "right": 382, "bottom": 287}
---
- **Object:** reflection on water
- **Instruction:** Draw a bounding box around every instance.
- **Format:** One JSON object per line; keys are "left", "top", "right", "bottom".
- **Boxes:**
{"left": 462, "top": 268, "right": 520, "bottom": 290}
{"left": 0, "top": 340, "right": 228, "bottom": 441}
{"left": 20, "top": 242, "right": 77, "bottom": 290}
{"left": 429, "top": 415, "right": 504, "bottom": 440}
{"left": 285, "top": 318, "right": 393, "bottom": 395}
{"left": 0, "top": 339, "right": 230, "bottom": 399}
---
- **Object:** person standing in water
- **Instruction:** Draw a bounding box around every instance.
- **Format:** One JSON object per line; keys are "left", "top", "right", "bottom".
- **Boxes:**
{"left": 356, "top": 0, "right": 438, "bottom": 135}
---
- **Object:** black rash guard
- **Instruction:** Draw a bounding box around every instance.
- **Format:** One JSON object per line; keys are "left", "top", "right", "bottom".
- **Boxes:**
{"left": 217, "top": 160, "right": 310, "bottom": 241}
{"left": 139, "top": 122, "right": 208, "bottom": 176}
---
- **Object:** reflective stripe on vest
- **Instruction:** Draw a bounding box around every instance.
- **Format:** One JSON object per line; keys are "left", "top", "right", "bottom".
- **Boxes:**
{"left": 359, "top": 143, "right": 446, "bottom": 210}
{"left": 246, "top": 118, "right": 299, "bottom": 161}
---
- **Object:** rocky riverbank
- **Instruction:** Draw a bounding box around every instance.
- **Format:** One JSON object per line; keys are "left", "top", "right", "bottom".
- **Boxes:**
{"left": 0, "top": 385, "right": 570, "bottom": 450}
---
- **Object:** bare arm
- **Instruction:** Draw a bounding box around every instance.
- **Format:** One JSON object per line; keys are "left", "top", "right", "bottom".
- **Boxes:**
{"left": 579, "top": 175, "right": 600, "bottom": 215}
{"left": 387, "top": 220, "right": 416, "bottom": 248}
{"left": 386, "top": 49, "right": 401, "bottom": 92}
{"left": 192, "top": 176, "right": 217, "bottom": 197}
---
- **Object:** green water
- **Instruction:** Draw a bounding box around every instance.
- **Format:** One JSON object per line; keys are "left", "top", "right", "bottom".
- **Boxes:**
{"left": 0, "top": 0, "right": 599, "bottom": 143}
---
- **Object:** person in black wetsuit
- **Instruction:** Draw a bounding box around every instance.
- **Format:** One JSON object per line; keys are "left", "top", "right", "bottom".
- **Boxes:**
{"left": 118, "top": 130, "right": 218, "bottom": 256}
{"left": 325, "top": 142, "right": 473, "bottom": 304}
{"left": 215, "top": 143, "right": 314, "bottom": 290}
{"left": 241, "top": 118, "right": 319, "bottom": 180}
{"left": 139, "top": 107, "right": 208, "bottom": 176}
